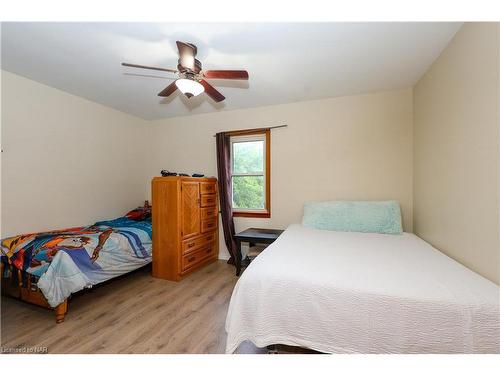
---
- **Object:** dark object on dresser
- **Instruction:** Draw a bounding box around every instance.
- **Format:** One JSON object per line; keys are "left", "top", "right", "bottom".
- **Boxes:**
{"left": 161, "top": 170, "right": 177, "bottom": 177}
{"left": 234, "top": 228, "right": 284, "bottom": 276}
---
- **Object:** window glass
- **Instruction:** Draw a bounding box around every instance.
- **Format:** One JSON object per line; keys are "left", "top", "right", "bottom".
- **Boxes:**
{"left": 232, "top": 141, "right": 264, "bottom": 174}
{"left": 232, "top": 176, "right": 265, "bottom": 209}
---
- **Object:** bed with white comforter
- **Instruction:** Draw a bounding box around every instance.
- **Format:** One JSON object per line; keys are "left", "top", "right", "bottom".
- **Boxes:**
{"left": 225, "top": 224, "right": 500, "bottom": 353}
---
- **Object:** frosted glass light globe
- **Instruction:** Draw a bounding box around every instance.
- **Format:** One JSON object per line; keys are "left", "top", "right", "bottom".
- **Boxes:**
{"left": 175, "top": 79, "right": 204, "bottom": 98}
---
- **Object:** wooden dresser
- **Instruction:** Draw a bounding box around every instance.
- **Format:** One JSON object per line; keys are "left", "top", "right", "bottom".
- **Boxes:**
{"left": 151, "top": 176, "right": 219, "bottom": 281}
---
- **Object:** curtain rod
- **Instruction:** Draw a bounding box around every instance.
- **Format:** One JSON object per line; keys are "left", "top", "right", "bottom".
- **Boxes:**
{"left": 212, "top": 124, "right": 287, "bottom": 137}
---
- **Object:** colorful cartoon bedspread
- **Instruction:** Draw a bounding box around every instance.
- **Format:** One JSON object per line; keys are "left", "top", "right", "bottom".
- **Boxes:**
{"left": 1, "top": 217, "right": 152, "bottom": 307}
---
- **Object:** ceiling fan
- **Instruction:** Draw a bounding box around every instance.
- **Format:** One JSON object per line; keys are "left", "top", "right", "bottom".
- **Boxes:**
{"left": 122, "top": 41, "right": 249, "bottom": 103}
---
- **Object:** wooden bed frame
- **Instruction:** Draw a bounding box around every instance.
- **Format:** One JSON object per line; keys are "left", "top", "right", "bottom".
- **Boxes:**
{"left": 1, "top": 201, "right": 151, "bottom": 324}
{"left": 1, "top": 262, "right": 68, "bottom": 323}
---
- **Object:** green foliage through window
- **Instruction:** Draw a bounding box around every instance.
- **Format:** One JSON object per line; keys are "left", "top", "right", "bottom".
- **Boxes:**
{"left": 232, "top": 176, "right": 264, "bottom": 209}
{"left": 231, "top": 139, "right": 265, "bottom": 210}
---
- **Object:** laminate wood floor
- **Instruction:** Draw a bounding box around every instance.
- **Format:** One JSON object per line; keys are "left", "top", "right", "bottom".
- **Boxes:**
{"left": 1, "top": 260, "right": 266, "bottom": 354}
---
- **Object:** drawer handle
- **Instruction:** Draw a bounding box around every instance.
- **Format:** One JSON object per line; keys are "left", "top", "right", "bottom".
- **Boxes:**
{"left": 206, "top": 236, "right": 212, "bottom": 241}
{"left": 205, "top": 248, "right": 212, "bottom": 254}
{"left": 187, "top": 256, "right": 196, "bottom": 263}
{"left": 188, "top": 243, "right": 195, "bottom": 248}
{"left": 207, "top": 223, "right": 214, "bottom": 228}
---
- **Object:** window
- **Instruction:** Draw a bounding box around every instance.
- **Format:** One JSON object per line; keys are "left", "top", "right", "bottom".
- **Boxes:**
{"left": 230, "top": 129, "right": 270, "bottom": 218}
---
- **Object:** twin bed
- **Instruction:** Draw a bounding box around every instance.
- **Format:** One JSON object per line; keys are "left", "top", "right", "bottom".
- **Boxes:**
{"left": 1, "top": 204, "right": 152, "bottom": 322}
{"left": 225, "top": 203, "right": 500, "bottom": 354}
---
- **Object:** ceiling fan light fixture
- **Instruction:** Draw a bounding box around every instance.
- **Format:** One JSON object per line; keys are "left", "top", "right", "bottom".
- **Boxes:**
{"left": 175, "top": 78, "right": 204, "bottom": 98}
{"left": 124, "top": 40, "right": 248, "bottom": 102}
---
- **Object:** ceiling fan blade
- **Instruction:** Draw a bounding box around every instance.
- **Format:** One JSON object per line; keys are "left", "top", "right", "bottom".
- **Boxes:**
{"left": 122, "top": 62, "right": 177, "bottom": 73}
{"left": 158, "top": 81, "right": 178, "bottom": 97}
{"left": 176, "top": 41, "right": 197, "bottom": 57}
{"left": 176, "top": 41, "right": 198, "bottom": 71}
{"left": 200, "top": 80, "right": 225, "bottom": 102}
{"left": 203, "top": 70, "right": 249, "bottom": 80}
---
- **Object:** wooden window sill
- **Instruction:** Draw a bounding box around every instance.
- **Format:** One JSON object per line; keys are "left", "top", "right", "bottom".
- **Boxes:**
{"left": 233, "top": 211, "right": 271, "bottom": 218}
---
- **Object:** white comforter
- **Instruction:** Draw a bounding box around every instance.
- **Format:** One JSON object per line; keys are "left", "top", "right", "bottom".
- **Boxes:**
{"left": 225, "top": 224, "right": 500, "bottom": 353}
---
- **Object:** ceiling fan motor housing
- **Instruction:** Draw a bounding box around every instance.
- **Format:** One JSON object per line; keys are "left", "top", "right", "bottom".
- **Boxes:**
{"left": 177, "top": 58, "right": 202, "bottom": 74}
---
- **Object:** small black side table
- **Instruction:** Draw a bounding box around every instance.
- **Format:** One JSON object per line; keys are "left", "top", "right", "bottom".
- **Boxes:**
{"left": 234, "top": 228, "right": 284, "bottom": 276}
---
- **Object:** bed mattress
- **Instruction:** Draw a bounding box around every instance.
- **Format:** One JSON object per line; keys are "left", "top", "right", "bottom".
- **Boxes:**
{"left": 225, "top": 224, "right": 500, "bottom": 353}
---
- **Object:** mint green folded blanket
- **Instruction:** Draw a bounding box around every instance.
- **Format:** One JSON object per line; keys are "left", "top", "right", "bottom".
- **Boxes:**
{"left": 302, "top": 200, "right": 403, "bottom": 235}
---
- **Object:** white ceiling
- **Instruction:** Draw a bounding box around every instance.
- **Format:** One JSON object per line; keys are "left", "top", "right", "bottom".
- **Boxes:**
{"left": 1, "top": 22, "right": 461, "bottom": 120}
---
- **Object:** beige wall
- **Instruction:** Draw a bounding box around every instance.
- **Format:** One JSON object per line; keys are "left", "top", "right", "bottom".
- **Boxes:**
{"left": 1, "top": 71, "right": 150, "bottom": 236}
{"left": 413, "top": 23, "right": 500, "bottom": 284}
{"left": 148, "top": 89, "right": 414, "bottom": 259}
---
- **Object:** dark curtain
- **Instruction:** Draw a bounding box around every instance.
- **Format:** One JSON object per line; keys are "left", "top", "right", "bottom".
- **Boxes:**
{"left": 216, "top": 132, "right": 238, "bottom": 265}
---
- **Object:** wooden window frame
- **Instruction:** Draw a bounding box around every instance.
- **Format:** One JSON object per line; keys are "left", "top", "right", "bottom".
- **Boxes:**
{"left": 228, "top": 128, "right": 271, "bottom": 218}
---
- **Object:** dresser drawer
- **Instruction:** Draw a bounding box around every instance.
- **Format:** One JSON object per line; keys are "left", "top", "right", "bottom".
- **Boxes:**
{"left": 182, "top": 232, "right": 216, "bottom": 255}
{"left": 181, "top": 243, "right": 215, "bottom": 271}
{"left": 201, "top": 218, "right": 217, "bottom": 233}
{"left": 200, "top": 182, "right": 216, "bottom": 195}
{"left": 201, "top": 206, "right": 218, "bottom": 220}
{"left": 200, "top": 194, "right": 217, "bottom": 207}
